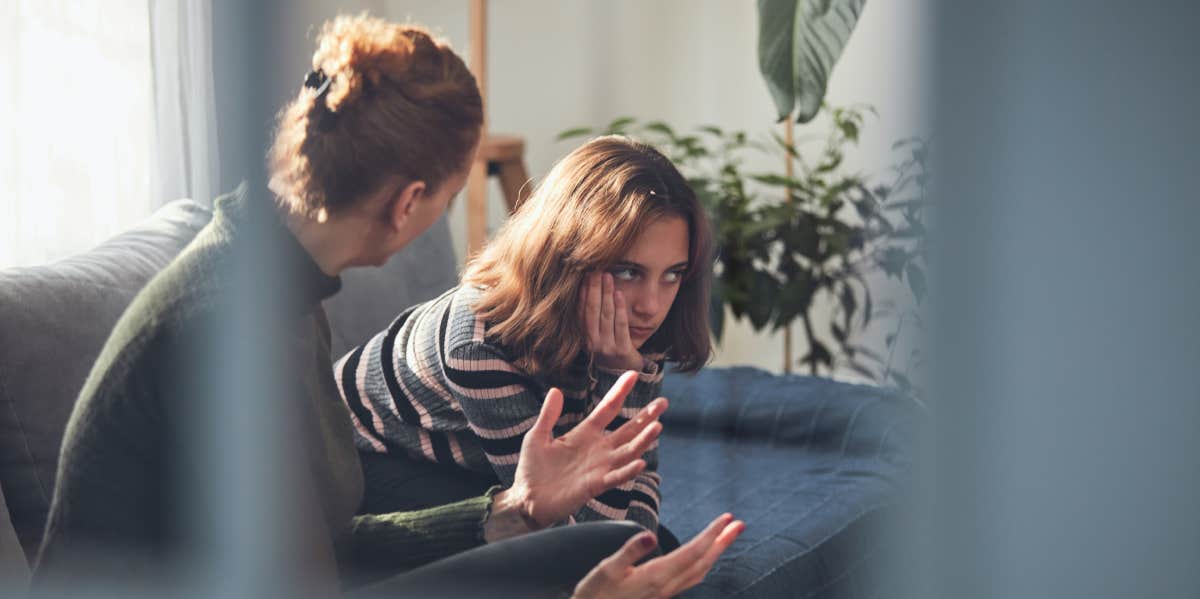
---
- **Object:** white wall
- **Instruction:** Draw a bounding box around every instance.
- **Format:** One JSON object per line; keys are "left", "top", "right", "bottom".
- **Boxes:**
{"left": 267, "top": 0, "right": 930, "bottom": 377}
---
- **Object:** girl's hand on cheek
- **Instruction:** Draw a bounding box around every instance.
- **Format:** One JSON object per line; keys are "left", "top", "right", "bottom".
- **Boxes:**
{"left": 581, "top": 272, "right": 645, "bottom": 372}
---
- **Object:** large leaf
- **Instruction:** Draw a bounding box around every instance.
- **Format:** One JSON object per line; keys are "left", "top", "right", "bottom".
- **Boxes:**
{"left": 710, "top": 277, "right": 727, "bottom": 342}
{"left": 757, "top": 0, "right": 867, "bottom": 123}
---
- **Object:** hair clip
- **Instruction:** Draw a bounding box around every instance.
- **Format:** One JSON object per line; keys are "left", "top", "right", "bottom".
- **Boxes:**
{"left": 304, "top": 69, "right": 333, "bottom": 99}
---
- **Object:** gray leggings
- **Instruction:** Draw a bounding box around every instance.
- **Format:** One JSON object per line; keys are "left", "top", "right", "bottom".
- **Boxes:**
{"left": 350, "top": 521, "right": 641, "bottom": 598}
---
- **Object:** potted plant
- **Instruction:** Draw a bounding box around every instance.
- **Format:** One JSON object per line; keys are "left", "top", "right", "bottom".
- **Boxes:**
{"left": 558, "top": 107, "right": 926, "bottom": 391}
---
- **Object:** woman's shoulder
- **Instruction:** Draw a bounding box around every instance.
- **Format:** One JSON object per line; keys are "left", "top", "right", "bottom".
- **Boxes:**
{"left": 440, "top": 284, "right": 495, "bottom": 351}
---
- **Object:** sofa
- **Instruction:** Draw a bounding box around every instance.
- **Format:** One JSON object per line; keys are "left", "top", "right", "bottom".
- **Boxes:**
{"left": 0, "top": 199, "right": 920, "bottom": 597}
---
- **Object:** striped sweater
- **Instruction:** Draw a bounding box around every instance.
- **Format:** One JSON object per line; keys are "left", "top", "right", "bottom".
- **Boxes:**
{"left": 334, "top": 284, "right": 665, "bottom": 532}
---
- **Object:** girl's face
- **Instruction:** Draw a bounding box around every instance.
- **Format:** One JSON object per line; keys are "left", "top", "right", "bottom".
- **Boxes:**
{"left": 609, "top": 215, "right": 691, "bottom": 348}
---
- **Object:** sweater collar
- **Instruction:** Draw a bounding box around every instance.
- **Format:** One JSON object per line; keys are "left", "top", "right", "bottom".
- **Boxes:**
{"left": 212, "top": 183, "right": 342, "bottom": 308}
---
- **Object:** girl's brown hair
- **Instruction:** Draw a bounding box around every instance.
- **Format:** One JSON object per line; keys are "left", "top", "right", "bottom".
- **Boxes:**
{"left": 268, "top": 15, "right": 482, "bottom": 218}
{"left": 464, "top": 136, "right": 714, "bottom": 379}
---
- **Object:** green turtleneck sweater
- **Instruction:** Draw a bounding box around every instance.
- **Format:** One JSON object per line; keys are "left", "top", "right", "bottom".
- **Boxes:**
{"left": 34, "top": 187, "right": 493, "bottom": 590}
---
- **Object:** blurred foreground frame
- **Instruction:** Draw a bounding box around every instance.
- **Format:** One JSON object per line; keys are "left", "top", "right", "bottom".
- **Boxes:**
{"left": 921, "top": 1, "right": 1200, "bottom": 599}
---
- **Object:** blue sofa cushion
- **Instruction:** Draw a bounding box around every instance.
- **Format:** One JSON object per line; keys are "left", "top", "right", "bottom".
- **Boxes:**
{"left": 657, "top": 367, "right": 920, "bottom": 598}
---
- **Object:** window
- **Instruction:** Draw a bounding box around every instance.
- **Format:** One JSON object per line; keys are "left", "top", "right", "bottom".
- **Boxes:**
{"left": 0, "top": 1, "right": 154, "bottom": 267}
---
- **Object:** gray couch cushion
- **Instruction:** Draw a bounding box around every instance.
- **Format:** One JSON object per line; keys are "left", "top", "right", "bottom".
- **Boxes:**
{"left": 0, "top": 199, "right": 212, "bottom": 561}
{"left": 323, "top": 214, "right": 459, "bottom": 358}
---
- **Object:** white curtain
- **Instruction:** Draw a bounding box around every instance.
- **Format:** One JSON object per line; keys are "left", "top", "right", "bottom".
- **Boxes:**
{"left": 149, "top": 0, "right": 219, "bottom": 209}
{"left": 0, "top": 0, "right": 217, "bottom": 268}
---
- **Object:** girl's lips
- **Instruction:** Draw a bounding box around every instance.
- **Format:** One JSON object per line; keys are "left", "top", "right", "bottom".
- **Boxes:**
{"left": 630, "top": 326, "right": 655, "bottom": 337}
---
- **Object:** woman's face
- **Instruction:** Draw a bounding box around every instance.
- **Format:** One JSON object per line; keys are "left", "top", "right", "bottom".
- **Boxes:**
{"left": 609, "top": 215, "right": 690, "bottom": 348}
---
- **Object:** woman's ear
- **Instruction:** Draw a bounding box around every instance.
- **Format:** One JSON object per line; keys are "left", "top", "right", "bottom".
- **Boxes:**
{"left": 387, "top": 179, "right": 427, "bottom": 231}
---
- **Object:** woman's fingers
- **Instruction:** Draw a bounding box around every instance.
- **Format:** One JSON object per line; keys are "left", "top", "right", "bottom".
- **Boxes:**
{"left": 576, "top": 530, "right": 659, "bottom": 596}
{"left": 607, "top": 397, "right": 667, "bottom": 447}
{"left": 529, "top": 388, "right": 564, "bottom": 444}
{"left": 577, "top": 516, "right": 742, "bottom": 599}
{"left": 586, "top": 273, "right": 602, "bottom": 342}
{"left": 600, "top": 273, "right": 615, "bottom": 343}
{"left": 600, "top": 457, "right": 646, "bottom": 489}
{"left": 581, "top": 370, "right": 638, "bottom": 433}
{"left": 579, "top": 282, "right": 592, "bottom": 340}
{"left": 611, "top": 531, "right": 659, "bottom": 571}
{"left": 641, "top": 513, "right": 734, "bottom": 581}
{"left": 614, "top": 289, "right": 633, "bottom": 350}
{"left": 672, "top": 519, "right": 745, "bottom": 594}
{"left": 612, "top": 420, "right": 662, "bottom": 464}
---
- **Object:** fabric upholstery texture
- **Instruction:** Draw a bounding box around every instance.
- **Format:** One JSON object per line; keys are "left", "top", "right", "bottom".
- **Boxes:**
{"left": 0, "top": 200, "right": 211, "bottom": 562}
{"left": 657, "top": 367, "right": 920, "bottom": 598}
{"left": 323, "top": 214, "right": 458, "bottom": 358}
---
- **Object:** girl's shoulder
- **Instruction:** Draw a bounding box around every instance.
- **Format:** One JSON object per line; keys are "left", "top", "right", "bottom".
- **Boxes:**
{"left": 441, "top": 284, "right": 496, "bottom": 352}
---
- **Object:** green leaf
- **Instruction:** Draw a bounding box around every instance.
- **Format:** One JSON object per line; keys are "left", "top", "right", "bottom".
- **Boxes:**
{"left": 786, "top": 218, "right": 822, "bottom": 260}
{"left": 747, "top": 271, "right": 779, "bottom": 330}
{"left": 605, "top": 116, "right": 636, "bottom": 134}
{"left": 853, "top": 197, "right": 877, "bottom": 220}
{"left": 769, "top": 132, "right": 804, "bottom": 164}
{"left": 643, "top": 121, "right": 676, "bottom": 137}
{"left": 839, "top": 119, "right": 859, "bottom": 142}
{"left": 839, "top": 284, "right": 857, "bottom": 329}
{"left": 745, "top": 214, "right": 785, "bottom": 237}
{"left": 556, "top": 127, "right": 594, "bottom": 141}
{"left": 773, "top": 272, "right": 815, "bottom": 329}
{"left": 801, "top": 339, "right": 834, "bottom": 371}
{"left": 748, "top": 173, "right": 811, "bottom": 196}
{"left": 858, "top": 277, "right": 873, "bottom": 325}
{"left": 757, "top": 0, "right": 868, "bottom": 123}
{"left": 710, "top": 279, "right": 726, "bottom": 342}
{"left": 757, "top": 0, "right": 800, "bottom": 122}
{"left": 815, "top": 149, "right": 844, "bottom": 173}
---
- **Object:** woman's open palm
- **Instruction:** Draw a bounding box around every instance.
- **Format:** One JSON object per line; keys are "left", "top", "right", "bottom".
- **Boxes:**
{"left": 511, "top": 371, "right": 666, "bottom": 529}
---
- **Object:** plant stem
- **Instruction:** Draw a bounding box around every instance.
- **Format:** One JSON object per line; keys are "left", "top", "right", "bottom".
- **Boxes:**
{"left": 801, "top": 312, "right": 818, "bottom": 375}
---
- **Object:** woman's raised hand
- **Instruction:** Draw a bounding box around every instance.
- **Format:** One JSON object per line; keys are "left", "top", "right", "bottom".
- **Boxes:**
{"left": 582, "top": 272, "right": 645, "bottom": 372}
{"left": 508, "top": 371, "right": 667, "bottom": 530}
{"left": 573, "top": 513, "right": 746, "bottom": 599}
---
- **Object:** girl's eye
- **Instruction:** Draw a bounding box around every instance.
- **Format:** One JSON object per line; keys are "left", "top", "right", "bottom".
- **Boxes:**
{"left": 663, "top": 270, "right": 684, "bottom": 284}
{"left": 612, "top": 268, "right": 637, "bottom": 282}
